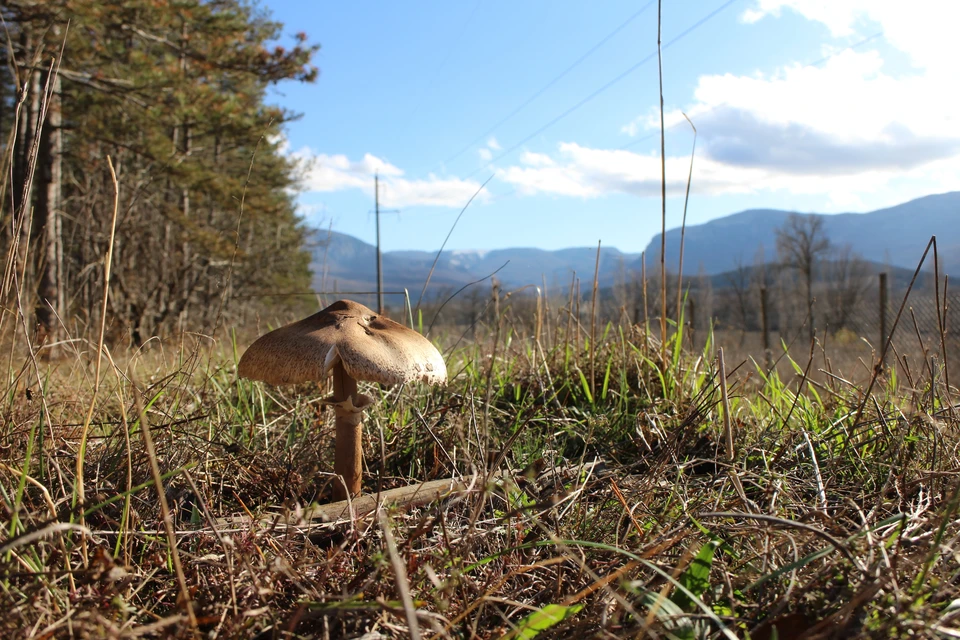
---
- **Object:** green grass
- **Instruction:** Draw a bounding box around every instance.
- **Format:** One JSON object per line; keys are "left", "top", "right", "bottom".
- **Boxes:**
{"left": 0, "top": 301, "right": 958, "bottom": 639}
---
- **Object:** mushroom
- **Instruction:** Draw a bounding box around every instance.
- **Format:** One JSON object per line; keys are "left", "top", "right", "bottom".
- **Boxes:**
{"left": 237, "top": 299, "right": 446, "bottom": 500}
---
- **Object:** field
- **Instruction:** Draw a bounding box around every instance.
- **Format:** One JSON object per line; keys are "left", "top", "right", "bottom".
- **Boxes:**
{"left": 4, "top": 1, "right": 959, "bottom": 638}
{"left": 2, "top": 293, "right": 959, "bottom": 640}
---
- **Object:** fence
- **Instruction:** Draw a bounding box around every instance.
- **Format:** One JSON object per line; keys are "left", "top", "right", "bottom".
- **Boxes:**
{"left": 673, "top": 271, "right": 960, "bottom": 380}
{"left": 419, "top": 268, "right": 958, "bottom": 381}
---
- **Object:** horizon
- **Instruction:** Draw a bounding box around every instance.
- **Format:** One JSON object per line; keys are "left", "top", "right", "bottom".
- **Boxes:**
{"left": 315, "top": 189, "right": 957, "bottom": 255}
{"left": 264, "top": 1, "right": 960, "bottom": 253}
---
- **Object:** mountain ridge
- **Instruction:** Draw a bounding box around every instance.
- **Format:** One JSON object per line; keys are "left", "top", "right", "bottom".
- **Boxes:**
{"left": 307, "top": 191, "right": 960, "bottom": 298}
{"left": 640, "top": 191, "right": 960, "bottom": 274}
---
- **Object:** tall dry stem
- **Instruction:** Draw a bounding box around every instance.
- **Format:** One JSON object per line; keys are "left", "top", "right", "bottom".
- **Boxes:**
{"left": 656, "top": 0, "right": 667, "bottom": 366}
{"left": 590, "top": 240, "right": 600, "bottom": 399}
{"left": 675, "top": 114, "right": 697, "bottom": 324}
{"left": 75, "top": 156, "right": 119, "bottom": 553}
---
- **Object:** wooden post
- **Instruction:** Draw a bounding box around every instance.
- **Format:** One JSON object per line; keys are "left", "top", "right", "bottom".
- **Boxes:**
{"left": 879, "top": 272, "right": 888, "bottom": 364}
{"left": 641, "top": 251, "right": 648, "bottom": 346}
{"left": 760, "top": 286, "right": 771, "bottom": 370}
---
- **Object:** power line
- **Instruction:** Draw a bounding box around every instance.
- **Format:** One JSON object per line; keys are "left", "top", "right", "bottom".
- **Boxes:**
{"left": 401, "top": 0, "right": 485, "bottom": 130}
{"left": 464, "top": 0, "right": 740, "bottom": 179}
{"left": 617, "top": 29, "right": 885, "bottom": 151}
{"left": 439, "top": 1, "right": 656, "bottom": 169}
{"left": 482, "top": 18, "right": 885, "bottom": 206}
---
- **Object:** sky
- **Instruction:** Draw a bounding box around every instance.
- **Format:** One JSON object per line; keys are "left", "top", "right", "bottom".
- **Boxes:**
{"left": 262, "top": 0, "right": 960, "bottom": 255}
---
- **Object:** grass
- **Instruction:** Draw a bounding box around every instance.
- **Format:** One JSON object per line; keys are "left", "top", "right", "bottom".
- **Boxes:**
{"left": 8, "top": 11, "right": 957, "bottom": 637}
{"left": 1, "top": 292, "right": 959, "bottom": 639}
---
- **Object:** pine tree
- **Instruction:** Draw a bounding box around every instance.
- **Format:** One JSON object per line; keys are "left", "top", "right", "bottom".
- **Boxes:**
{"left": 1, "top": 0, "right": 320, "bottom": 345}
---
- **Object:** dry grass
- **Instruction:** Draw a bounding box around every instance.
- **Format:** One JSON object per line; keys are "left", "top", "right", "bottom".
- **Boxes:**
{"left": 1, "top": 296, "right": 959, "bottom": 639}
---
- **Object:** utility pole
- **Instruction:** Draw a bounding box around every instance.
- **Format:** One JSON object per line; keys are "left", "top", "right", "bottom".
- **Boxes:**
{"left": 879, "top": 272, "right": 888, "bottom": 365}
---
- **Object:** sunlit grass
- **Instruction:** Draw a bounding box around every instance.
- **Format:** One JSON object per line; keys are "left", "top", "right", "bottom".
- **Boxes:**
{"left": 0, "top": 264, "right": 956, "bottom": 639}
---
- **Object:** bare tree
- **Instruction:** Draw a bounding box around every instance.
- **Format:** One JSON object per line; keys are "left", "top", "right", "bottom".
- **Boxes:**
{"left": 776, "top": 214, "right": 830, "bottom": 341}
{"left": 723, "top": 256, "right": 752, "bottom": 346}
{"left": 752, "top": 243, "right": 772, "bottom": 290}
{"left": 823, "top": 244, "right": 871, "bottom": 331}
{"left": 35, "top": 68, "right": 64, "bottom": 350}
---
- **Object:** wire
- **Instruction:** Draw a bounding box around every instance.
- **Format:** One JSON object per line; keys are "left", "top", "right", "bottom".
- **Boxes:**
{"left": 439, "top": 1, "right": 656, "bottom": 169}
{"left": 402, "top": 0, "right": 485, "bottom": 129}
{"left": 618, "top": 30, "right": 885, "bottom": 151}
{"left": 482, "top": 17, "right": 886, "bottom": 205}
{"left": 464, "top": 0, "right": 740, "bottom": 179}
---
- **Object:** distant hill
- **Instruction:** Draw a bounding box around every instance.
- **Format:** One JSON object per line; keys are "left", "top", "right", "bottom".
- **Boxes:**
{"left": 306, "top": 192, "right": 959, "bottom": 300}
{"left": 307, "top": 230, "right": 641, "bottom": 296}
{"left": 641, "top": 192, "right": 960, "bottom": 275}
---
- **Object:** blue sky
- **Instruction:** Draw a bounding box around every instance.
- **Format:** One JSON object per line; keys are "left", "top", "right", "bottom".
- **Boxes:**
{"left": 263, "top": 0, "right": 959, "bottom": 254}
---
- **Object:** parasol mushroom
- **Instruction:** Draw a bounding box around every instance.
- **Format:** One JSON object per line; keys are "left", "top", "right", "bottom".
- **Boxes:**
{"left": 238, "top": 299, "right": 446, "bottom": 500}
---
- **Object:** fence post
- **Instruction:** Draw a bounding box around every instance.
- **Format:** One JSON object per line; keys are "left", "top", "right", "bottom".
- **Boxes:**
{"left": 760, "top": 286, "right": 772, "bottom": 370}
{"left": 879, "top": 272, "right": 888, "bottom": 365}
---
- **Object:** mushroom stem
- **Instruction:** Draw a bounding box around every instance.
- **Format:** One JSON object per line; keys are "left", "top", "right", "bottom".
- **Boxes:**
{"left": 331, "top": 361, "right": 362, "bottom": 500}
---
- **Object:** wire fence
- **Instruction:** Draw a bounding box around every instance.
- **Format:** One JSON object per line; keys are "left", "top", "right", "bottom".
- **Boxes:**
{"left": 418, "top": 268, "right": 958, "bottom": 380}
{"left": 670, "top": 271, "right": 960, "bottom": 378}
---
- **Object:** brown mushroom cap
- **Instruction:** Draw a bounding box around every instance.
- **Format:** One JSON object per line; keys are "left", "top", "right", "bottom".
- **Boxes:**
{"left": 238, "top": 299, "right": 447, "bottom": 387}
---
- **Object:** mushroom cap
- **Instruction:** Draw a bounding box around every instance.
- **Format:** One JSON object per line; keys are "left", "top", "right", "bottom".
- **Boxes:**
{"left": 238, "top": 299, "right": 447, "bottom": 387}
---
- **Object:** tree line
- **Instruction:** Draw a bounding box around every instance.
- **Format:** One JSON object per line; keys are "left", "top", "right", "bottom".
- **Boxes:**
{"left": 1, "top": 0, "right": 319, "bottom": 349}
{"left": 432, "top": 213, "right": 877, "bottom": 342}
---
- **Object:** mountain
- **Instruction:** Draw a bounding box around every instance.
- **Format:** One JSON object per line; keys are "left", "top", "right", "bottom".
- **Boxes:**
{"left": 306, "top": 192, "right": 960, "bottom": 300}
{"left": 641, "top": 192, "right": 960, "bottom": 275}
{"left": 307, "top": 231, "right": 476, "bottom": 294}
{"left": 307, "top": 230, "right": 641, "bottom": 297}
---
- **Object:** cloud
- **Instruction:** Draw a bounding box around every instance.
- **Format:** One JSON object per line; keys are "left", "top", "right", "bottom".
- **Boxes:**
{"left": 294, "top": 151, "right": 403, "bottom": 192}
{"left": 292, "top": 2, "right": 960, "bottom": 213}
{"left": 378, "top": 175, "right": 488, "bottom": 208}
{"left": 292, "top": 148, "right": 487, "bottom": 208}
{"left": 609, "top": 1, "right": 960, "bottom": 202}
{"left": 518, "top": 151, "right": 555, "bottom": 167}
{"left": 698, "top": 105, "right": 960, "bottom": 175}
{"left": 497, "top": 147, "right": 594, "bottom": 197}
{"left": 679, "top": 48, "right": 960, "bottom": 169}
{"left": 499, "top": 143, "right": 760, "bottom": 198}
{"left": 477, "top": 138, "right": 502, "bottom": 162}
{"left": 742, "top": 1, "right": 960, "bottom": 72}
{"left": 741, "top": 1, "right": 867, "bottom": 36}
{"left": 497, "top": 139, "right": 960, "bottom": 207}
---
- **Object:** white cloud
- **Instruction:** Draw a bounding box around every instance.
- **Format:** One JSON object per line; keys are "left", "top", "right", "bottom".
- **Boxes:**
{"left": 477, "top": 137, "right": 501, "bottom": 161}
{"left": 294, "top": 151, "right": 403, "bottom": 193}
{"left": 498, "top": 139, "right": 960, "bottom": 207}
{"left": 742, "top": 1, "right": 865, "bottom": 36}
{"left": 268, "top": 132, "right": 290, "bottom": 155}
{"left": 498, "top": 164, "right": 596, "bottom": 198}
{"left": 518, "top": 151, "right": 555, "bottom": 167}
{"left": 675, "top": 49, "right": 960, "bottom": 174}
{"left": 621, "top": 108, "right": 689, "bottom": 138}
{"left": 608, "top": 1, "right": 960, "bottom": 203}
{"left": 292, "top": 1, "right": 960, "bottom": 213}
{"left": 500, "top": 143, "right": 759, "bottom": 198}
{"left": 741, "top": 1, "right": 960, "bottom": 72}
{"left": 292, "top": 148, "right": 487, "bottom": 208}
{"left": 378, "top": 174, "right": 488, "bottom": 208}
{"left": 620, "top": 119, "right": 641, "bottom": 138}
{"left": 295, "top": 202, "right": 326, "bottom": 217}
